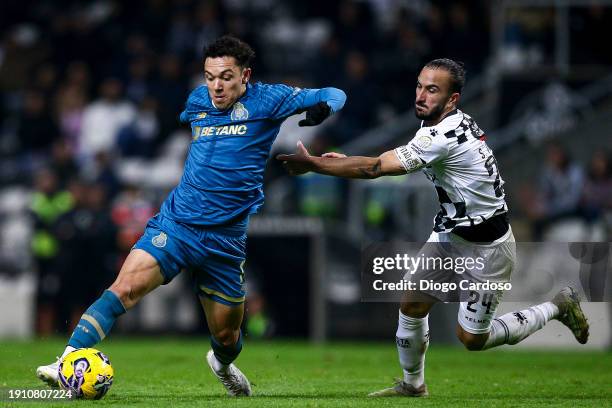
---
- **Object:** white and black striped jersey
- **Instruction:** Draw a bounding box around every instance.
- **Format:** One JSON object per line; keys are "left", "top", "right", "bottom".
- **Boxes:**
{"left": 394, "top": 109, "right": 508, "bottom": 233}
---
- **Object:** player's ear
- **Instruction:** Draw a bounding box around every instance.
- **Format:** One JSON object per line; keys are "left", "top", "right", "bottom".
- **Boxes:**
{"left": 448, "top": 92, "right": 460, "bottom": 109}
{"left": 241, "top": 67, "right": 252, "bottom": 84}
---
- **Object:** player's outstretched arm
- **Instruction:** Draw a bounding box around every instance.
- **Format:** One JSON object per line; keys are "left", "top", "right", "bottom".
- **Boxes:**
{"left": 276, "top": 141, "right": 405, "bottom": 179}
{"left": 297, "top": 88, "right": 347, "bottom": 127}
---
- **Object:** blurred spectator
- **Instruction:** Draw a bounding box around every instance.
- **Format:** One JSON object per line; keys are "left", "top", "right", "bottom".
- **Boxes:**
{"left": 571, "top": 5, "right": 612, "bottom": 66}
{"left": 125, "top": 57, "right": 153, "bottom": 104}
{"left": 245, "top": 279, "right": 275, "bottom": 339}
{"left": 54, "top": 83, "right": 87, "bottom": 150}
{"left": 63, "top": 61, "right": 92, "bottom": 94}
{"left": 81, "top": 151, "right": 121, "bottom": 200}
{"left": 151, "top": 54, "right": 188, "bottom": 140}
{"left": 0, "top": 24, "right": 49, "bottom": 92}
{"left": 16, "top": 90, "right": 60, "bottom": 157}
{"left": 29, "top": 168, "right": 73, "bottom": 335}
{"left": 49, "top": 140, "right": 79, "bottom": 189}
{"left": 54, "top": 181, "right": 117, "bottom": 331}
{"left": 309, "top": 35, "right": 343, "bottom": 85}
{"left": 166, "top": 10, "right": 195, "bottom": 57}
{"left": 111, "top": 184, "right": 156, "bottom": 264}
{"left": 530, "top": 145, "right": 584, "bottom": 240}
{"left": 424, "top": 4, "right": 446, "bottom": 61}
{"left": 580, "top": 151, "right": 612, "bottom": 225}
{"left": 501, "top": 7, "right": 555, "bottom": 70}
{"left": 377, "top": 13, "right": 427, "bottom": 112}
{"left": 330, "top": 51, "right": 379, "bottom": 144}
{"left": 117, "top": 96, "right": 160, "bottom": 158}
{"left": 78, "top": 78, "right": 136, "bottom": 163}
{"left": 33, "top": 63, "right": 59, "bottom": 99}
{"left": 193, "top": 2, "right": 224, "bottom": 57}
{"left": 335, "top": 0, "right": 376, "bottom": 52}
{"left": 444, "top": 3, "right": 485, "bottom": 73}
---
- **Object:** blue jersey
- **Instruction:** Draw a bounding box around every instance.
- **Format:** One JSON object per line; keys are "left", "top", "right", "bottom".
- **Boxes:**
{"left": 161, "top": 82, "right": 343, "bottom": 226}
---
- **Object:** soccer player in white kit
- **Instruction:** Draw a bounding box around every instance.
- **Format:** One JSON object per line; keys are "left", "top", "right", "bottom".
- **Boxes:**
{"left": 277, "top": 58, "right": 590, "bottom": 397}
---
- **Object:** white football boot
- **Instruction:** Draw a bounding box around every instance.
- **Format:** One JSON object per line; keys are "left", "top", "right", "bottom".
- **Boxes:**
{"left": 206, "top": 350, "right": 252, "bottom": 396}
{"left": 36, "top": 358, "right": 60, "bottom": 388}
{"left": 368, "top": 379, "right": 428, "bottom": 397}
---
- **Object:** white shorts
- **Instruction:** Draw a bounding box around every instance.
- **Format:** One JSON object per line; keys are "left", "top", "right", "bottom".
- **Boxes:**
{"left": 405, "top": 228, "right": 516, "bottom": 334}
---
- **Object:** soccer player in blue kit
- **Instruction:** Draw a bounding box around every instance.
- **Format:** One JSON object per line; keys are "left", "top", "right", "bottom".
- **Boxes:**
{"left": 36, "top": 35, "right": 346, "bottom": 396}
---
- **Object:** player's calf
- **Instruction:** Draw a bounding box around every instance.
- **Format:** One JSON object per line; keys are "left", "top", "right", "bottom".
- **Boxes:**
{"left": 212, "top": 327, "right": 241, "bottom": 347}
{"left": 456, "top": 325, "right": 488, "bottom": 351}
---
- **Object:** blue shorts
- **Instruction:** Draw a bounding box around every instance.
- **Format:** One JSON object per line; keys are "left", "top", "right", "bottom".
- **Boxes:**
{"left": 133, "top": 214, "right": 248, "bottom": 306}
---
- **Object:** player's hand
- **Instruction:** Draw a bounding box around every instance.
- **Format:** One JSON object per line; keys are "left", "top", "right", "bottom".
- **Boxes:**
{"left": 298, "top": 102, "right": 331, "bottom": 127}
{"left": 321, "top": 152, "right": 347, "bottom": 158}
{"left": 276, "top": 141, "right": 313, "bottom": 175}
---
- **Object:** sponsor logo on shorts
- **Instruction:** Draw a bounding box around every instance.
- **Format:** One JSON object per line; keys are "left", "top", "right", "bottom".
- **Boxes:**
{"left": 152, "top": 232, "right": 168, "bottom": 248}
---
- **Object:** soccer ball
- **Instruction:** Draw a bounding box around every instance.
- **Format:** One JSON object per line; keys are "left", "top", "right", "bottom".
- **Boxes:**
{"left": 58, "top": 348, "right": 114, "bottom": 399}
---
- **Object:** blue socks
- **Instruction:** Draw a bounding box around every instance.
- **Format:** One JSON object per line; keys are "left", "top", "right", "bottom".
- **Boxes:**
{"left": 68, "top": 289, "right": 243, "bottom": 368}
{"left": 211, "top": 331, "right": 243, "bottom": 365}
{"left": 68, "top": 290, "right": 126, "bottom": 348}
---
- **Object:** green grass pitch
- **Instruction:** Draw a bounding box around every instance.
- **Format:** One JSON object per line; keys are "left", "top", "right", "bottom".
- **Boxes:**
{"left": 1, "top": 338, "right": 610, "bottom": 407}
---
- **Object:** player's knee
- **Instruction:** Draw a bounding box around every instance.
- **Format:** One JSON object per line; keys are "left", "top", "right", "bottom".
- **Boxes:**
{"left": 108, "top": 281, "right": 137, "bottom": 309}
{"left": 109, "top": 276, "right": 148, "bottom": 310}
{"left": 456, "top": 326, "right": 487, "bottom": 351}
{"left": 213, "top": 327, "right": 240, "bottom": 347}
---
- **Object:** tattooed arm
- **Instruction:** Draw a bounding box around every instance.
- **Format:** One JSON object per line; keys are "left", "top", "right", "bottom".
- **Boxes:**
{"left": 276, "top": 142, "right": 406, "bottom": 179}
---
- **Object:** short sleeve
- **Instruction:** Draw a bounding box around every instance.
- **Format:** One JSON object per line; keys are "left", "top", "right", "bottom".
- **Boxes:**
{"left": 393, "top": 128, "right": 449, "bottom": 173}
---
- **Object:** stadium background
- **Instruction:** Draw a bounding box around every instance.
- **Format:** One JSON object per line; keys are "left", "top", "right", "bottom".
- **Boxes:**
{"left": 0, "top": 0, "right": 610, "bottom": 351}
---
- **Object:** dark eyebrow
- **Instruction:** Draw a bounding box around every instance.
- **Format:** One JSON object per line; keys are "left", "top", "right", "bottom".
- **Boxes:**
{"left": 204, "top": 69, "right": 234, "bottom": 77}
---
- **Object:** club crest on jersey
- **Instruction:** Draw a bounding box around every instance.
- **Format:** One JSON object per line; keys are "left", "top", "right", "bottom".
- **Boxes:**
{"left": 231, "top": 102, "right": 249, "bottom": 121}
{"left": 417, "top": 135, "right": 433, "bottom": 149}
{"left": 197, "top": 112, "right": 207, "bottom": 119}
{"left": 152, "top": 232, "right": 167, "bottom": 248}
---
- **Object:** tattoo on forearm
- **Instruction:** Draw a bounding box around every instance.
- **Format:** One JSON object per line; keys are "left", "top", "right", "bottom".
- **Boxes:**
{"left": 358, "top": 159, "right": 382, "bottom": 178}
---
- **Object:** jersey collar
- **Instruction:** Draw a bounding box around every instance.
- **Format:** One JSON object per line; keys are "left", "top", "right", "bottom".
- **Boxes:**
{"left": 441, "top": 108, "right": 459, "bottom": 120}
{"left": 420, "top": 108, "right": 461, "bottom": 128}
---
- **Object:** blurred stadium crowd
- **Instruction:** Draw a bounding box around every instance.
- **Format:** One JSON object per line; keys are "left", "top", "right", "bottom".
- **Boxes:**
{"left": 0, "top": 0, "right": 609, "bottom": 336}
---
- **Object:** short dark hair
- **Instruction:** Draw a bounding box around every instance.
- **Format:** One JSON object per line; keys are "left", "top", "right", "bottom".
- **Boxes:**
{"left": 424, "top": 58, "right": 465, "bottom": 94}
{"left": 203, "top": 35, "right": 255, "bottom": 68}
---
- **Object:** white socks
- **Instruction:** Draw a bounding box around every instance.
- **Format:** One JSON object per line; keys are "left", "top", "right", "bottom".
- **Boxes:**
{"left": 60, "top": 345, "right": 77, "bottom": 360}
{"left": 396, "top": 311, "right": 429, "bottom": 387}
{"left": 483, "top": 302, "right": 559, "bottom": 349}
{"left": 395, "top": 302, "right": 559, "bottom": 386}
